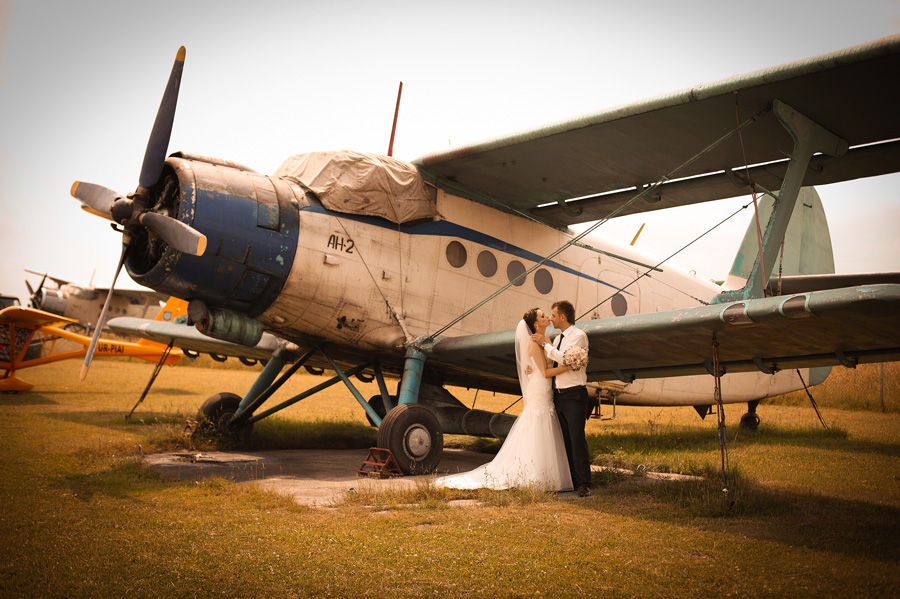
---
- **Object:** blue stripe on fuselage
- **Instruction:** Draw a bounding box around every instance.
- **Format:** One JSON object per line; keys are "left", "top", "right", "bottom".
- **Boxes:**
{"left": 300, "top": 205, "right": 628, "bottom": 294}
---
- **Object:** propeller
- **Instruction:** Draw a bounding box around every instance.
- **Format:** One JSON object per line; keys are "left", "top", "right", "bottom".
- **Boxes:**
{"left": 72, "top": 46, "right": 206, "bottom": 380}
{"left": 80, "top": 246, "right": 127, "bottom": 380}
{"left": 26, "top": 273, "right": 47, "bottom": 309}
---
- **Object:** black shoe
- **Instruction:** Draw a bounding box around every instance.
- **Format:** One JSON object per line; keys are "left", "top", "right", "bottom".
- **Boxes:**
{"left": 577, "top": 485, "right": 591, "bottom": 497}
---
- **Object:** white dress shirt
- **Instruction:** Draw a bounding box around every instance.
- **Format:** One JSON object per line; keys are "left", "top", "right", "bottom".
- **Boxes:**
{"left": 542, "top": 325, "right": 588, "bottom": 390}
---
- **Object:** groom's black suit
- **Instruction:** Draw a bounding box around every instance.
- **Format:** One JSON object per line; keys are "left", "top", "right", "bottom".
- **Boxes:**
{"left": 549, "top": 331, "right": 591, "bottom": 490}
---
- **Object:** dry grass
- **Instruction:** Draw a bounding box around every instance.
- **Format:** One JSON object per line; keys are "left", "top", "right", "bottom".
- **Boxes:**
{"left": 1, "top": 360, "right": 899, "bottom": 598}
{"left": 768, "top": 362, "right": 900, "bottom": 413}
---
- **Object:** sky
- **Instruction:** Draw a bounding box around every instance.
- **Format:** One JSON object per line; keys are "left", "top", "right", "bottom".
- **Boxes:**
{"left": 1, "top": 0, "right": 898, "bottom": 304}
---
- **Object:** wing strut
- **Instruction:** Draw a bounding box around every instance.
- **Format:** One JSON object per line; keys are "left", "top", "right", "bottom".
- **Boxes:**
{"left": 125, "top": 341, "right": 175, "bottom": 422}
{"left": 714, "top": 100, "right": 848, "bottom": 304}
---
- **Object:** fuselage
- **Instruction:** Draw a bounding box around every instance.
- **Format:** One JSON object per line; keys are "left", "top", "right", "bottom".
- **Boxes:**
{"left": 127, "top": 153, "right": 825, "bottom": 406}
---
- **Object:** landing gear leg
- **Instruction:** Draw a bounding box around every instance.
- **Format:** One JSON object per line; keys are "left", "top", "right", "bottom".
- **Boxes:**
{"left": 377, "top": 344, "right": 443, "bottom": 474}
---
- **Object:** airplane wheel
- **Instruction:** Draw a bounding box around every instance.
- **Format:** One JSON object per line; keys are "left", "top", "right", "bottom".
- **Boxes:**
{"left": 377, "top": 404, "right": 443, "bottom": 475}
{"left": 209, "top": 353, "right": 227, "bottom": 362}
{"left": 739, "top": 412, "right": 760, "bottom": 431}
{"left": 238, "top": 357, "right": 257, "bottom": 367}
{"left": 197, "top": 392, "right": 252, "bottom": 439}
{"left": 365, "top": 395, "right": 391, "bottom": 427}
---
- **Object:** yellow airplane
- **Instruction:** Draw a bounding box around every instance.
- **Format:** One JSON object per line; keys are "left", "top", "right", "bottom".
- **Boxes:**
{"left": 0, "top": 300, "right": 184, "bottom": 393}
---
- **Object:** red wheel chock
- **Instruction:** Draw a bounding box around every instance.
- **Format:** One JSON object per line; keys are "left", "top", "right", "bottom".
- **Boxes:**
{"left": 358, "top": 447, "right": 404, "bottom": 478}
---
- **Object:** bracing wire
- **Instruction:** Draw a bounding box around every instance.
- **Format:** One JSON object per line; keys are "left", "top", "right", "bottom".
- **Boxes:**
{"left": 576, "top": 196, "right": 757, "bottom": 320}
{"left": 735, "top": 94, "right": 768, "bottom": 296}
{"left": 428, "top": 106, "right": 771, "bottom": 339}
{"left": 712, "top": 334, "right": 732, "bottom": 509}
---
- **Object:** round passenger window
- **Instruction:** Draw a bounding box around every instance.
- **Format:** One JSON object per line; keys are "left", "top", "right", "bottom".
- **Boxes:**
{"left": 446, "top": 241, "right": 467, "bottom": 268}
{"left": 477, "top": 251, "right": 498, "bottom": 278}
{"left": 611, "top": 292, "right": 627, "bottom": 316}
{"left": 507, "top": 260, "right": 526, "bottom": 286}
{"left": 534, "top": 268, "right": 553, "bottom": 294}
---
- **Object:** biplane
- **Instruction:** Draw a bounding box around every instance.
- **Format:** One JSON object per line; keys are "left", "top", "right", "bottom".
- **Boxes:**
{"left": 0, "top": 305, "right": 182, "bottom": 393}
{"left": 24, "top": 270, "right": 166, "bottom": 332}
{"left": 71, "top": 38, "right": 900, "bottom": 473}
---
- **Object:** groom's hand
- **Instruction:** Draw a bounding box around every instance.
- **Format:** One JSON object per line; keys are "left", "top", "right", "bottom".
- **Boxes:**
{"left": 531, "top": 333, "right": 549, "bottom": 345}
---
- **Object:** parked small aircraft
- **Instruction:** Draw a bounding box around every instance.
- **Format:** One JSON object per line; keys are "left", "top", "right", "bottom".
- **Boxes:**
{"left": 0, "top": 302, "right": 183, "bottom": 393}
{"left": 72, "top": 39, "right": 900, "bottom": 473}
{"left": 25, "top": 270, "right": 166, "bottom": 332}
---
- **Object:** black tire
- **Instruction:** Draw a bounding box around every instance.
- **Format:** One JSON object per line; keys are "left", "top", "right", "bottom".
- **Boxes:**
{"left": 238, "top": 356, "right": 257, "bottom": 367}
{"left": 197, "top": 392, "right": 252, "bottom": 439}
{"left": 305, "top": 366, "right": 324, "bottom": 375}
{"left": 376, "top": 403, "right": 443, "bottom": 475}
{"left": 739, "top": 412, "right": 761, "bottom": 431}
{"left": 365, "top": 394, "right": 390, "bottom": 427}
{"left": 209, "top": 353, "right": 228, "bottom": 363}
{"left": 182, "top": 348, "right": 199, "bottom": 358}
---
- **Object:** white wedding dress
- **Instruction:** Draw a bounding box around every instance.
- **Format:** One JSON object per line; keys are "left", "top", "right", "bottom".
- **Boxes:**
{"left": 435, "top": 321, "right": 574, "bottom": 491}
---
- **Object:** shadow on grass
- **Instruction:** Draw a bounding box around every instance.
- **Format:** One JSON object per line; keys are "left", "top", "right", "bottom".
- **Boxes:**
{"left": 589, "top": 472, "right": 900, "bottom": 565}
{"left": 589, "top": 423, "right": 900, "bottom": 460}
{"left": 0, "top": 392, "right": 58, "bottom": 405}
{"left": 57, "top": 458, "right": 174, "bottom": 502}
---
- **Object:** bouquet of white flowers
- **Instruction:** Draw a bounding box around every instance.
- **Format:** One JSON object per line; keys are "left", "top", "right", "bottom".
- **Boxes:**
{"left": 562, "top": 346, "right": 588, "bottom": 371}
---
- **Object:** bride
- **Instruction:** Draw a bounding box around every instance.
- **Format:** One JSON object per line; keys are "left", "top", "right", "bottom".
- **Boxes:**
{"left": 435, "top": 308, "right": 574, "bottom": 491}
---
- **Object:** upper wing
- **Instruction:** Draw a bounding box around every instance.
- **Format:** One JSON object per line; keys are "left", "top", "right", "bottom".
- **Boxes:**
{"left": 414, "top": 36, "right": 900, "bottom": 227}
{"left": 106, "top": 317, "right": 278, "bottom": 360}
{"left": 0, "top": 306, "right": 79, "bottom": 328}
{"left": 426, "top": 284, "right": 900, "bottom": 387}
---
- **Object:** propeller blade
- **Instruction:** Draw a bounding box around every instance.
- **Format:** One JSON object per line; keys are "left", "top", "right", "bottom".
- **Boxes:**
{"left": 80, "top": 246, "right": 127, "bottom": 381}
{"left": 71, "top": 181, "right": 122, "bottom": 216}
{"left": 139, "top": 212, "right": 207, "bottom": 256}
{"left": 80, "top": 204, "right": 115, "bottom": 221}
{"left": 138, "top": 46, "right": 186, "bottom": 191}
{"left": 26, "top": 274, "right": 47, "bottom": 308}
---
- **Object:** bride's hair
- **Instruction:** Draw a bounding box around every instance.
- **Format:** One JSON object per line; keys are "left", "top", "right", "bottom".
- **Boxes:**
{"left": 523, "top": 307, "right": 540, "bottom": 333}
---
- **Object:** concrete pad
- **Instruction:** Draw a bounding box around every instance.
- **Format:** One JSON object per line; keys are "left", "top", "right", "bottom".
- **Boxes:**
{"left": 144, "top": 448, "right": 494, "bottom": 506}
{"left": 143, "top": 449, "right": 685, "bottom": 506}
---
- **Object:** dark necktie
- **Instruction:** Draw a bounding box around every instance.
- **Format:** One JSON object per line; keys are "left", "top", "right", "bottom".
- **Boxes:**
{"left": 552, "top": 333, "right": 563, "bottom": 390}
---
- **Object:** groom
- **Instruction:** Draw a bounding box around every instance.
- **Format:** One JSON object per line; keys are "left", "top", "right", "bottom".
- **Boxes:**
{"left": 534, "top": 300, "right": 591, "bottom": 497}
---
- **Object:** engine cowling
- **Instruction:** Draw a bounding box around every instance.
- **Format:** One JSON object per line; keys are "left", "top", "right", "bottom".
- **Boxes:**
{"left": 126, "top": 154, "right": 303, "bottom": 318}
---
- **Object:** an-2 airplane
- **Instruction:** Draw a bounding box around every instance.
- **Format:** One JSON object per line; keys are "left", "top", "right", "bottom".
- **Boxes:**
{"left": 71, "top": 39, "right": 900, "bottom": 473}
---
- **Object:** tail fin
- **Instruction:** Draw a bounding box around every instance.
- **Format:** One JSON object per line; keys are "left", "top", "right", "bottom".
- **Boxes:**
{"left": 724, "top": 187, "right": 835, "bottom": 290}
{"left": 136, "top": 297, "right": 189, "bottom": 347}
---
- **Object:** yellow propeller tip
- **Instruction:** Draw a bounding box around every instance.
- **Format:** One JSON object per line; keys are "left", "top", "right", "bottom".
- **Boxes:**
{"left": 176, "top": 46, "right": 186, "bottom": 61}
{"left": 70, "top": 181, "right": 80, "bottom": 197}
{"left": 197, "top": 236, "right": 207, "bottom": 256}
{"left": 79, "top": 364, "right": 88, "bottom": 381}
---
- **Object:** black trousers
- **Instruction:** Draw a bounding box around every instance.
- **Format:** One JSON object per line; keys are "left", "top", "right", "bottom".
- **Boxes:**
{"left": 554, "top": 385, "right": 591, "bottom": 488}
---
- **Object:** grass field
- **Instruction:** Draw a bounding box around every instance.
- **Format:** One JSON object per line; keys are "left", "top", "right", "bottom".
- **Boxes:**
{"left": 1, "top": 359, "right": 898, "bottom": 598}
